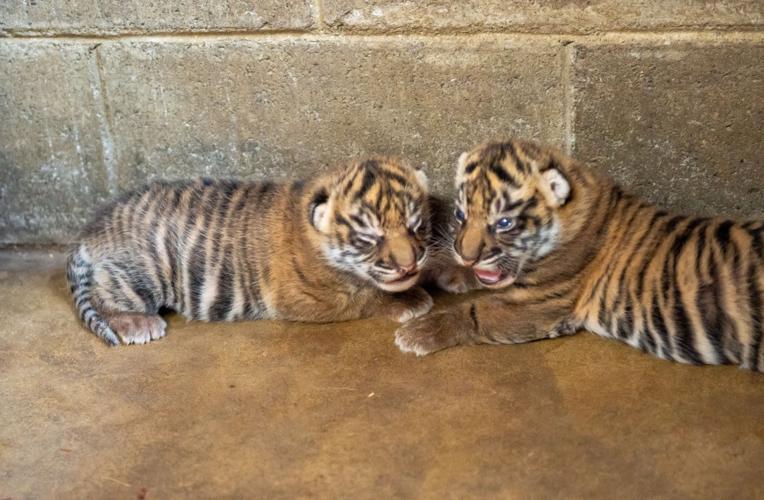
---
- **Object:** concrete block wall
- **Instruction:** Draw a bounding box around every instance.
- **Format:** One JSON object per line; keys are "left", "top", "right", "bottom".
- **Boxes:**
{"left": 1, "top": 1, "right": 762, "bottom": 244}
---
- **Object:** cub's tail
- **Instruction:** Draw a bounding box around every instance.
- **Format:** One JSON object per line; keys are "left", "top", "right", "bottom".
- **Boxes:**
{"left": 66, "top": 246, "right": 120, "bottom": 346}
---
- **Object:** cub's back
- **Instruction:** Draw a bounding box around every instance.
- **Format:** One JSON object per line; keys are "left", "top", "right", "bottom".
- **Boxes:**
{"left": 79, "top": 178, "right": 288, "bottom": 320}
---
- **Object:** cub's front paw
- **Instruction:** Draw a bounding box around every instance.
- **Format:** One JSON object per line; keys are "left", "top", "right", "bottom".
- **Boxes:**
{"left": 388, "top": 287, "right": 434, "bottom": 323}
{"left": 394, "top": 311, "right": 467, "bottom": 356}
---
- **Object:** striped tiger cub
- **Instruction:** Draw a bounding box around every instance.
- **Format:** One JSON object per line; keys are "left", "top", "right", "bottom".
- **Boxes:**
{"left": 67, "top": 157, "right": 438, "bottom": 346}
{"left": 395, "top": 139, "right": 764, "bottom": 371}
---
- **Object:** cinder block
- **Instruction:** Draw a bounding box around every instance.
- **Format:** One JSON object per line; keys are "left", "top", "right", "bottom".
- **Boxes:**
{"left": 0, "top": 0, "right": 315, "bottom": 35}
{"left": 0, "top": 42, "right": 110, "bottom": 244}
{"left": 98, "top": 38, "right": 566, "bottom": 194}
{"left": 572, "top": 42, "right": 764, "bottom": 218}
{"left": 322, "top": 1, "right": 763, "bottom": 33}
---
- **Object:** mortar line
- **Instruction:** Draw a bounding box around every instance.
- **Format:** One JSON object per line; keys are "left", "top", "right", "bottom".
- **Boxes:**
{"left": 0, "top": 242, "right": 71, "bottom": 251}
{"left": 90, "top": 45, "right": 119, "bottom": 197}
{"left": 1, "top": 28, "right": 313, "bottom": 40}
{"left": 1, "top": 29, "right": 763, "bottom": 44}
{"left": 561, "top": 43, "right": 577, "bottom": 156}
{"left": 313, "top": 0, "right": 326, "bottom": 32}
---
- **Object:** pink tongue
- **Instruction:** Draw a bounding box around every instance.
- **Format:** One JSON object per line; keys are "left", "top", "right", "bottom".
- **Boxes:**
{"left": 474, "top": 268, "right": 502, "bottom": 283}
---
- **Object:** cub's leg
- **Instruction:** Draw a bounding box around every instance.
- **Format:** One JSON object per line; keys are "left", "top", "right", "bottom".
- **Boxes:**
{"left": 383, "top": 286, "right": 435, "bottom": 323}
{"left": 68, "top": 245, "right": 169, "bottom": 346}
{"left": 395, "top": 296, "right": 574, "bottom": 356}
{"left": 302, "top": 287, "right": 433, "bottom": 323}
{"left": 271, "top": 285, "right": 434, "bottom": 324}
{"left": 90, "top": 264, "right": 168, "bottom": 345}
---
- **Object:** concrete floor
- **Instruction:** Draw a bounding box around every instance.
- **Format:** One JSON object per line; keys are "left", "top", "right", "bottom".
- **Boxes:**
{"left": 1, "top": 250, "right": 762, "bottom": 499}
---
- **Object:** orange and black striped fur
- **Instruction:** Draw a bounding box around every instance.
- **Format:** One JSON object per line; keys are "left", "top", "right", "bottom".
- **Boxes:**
{"left": 67, "top": 158, "right": 439, "bottom": 346}
{"left": 396, "top": 139, "right": 764, "bottom": 371}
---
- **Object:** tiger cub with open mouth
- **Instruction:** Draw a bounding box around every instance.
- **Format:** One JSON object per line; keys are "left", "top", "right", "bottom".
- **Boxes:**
{"left": 396, "top": 139, "right": 764, "bottom": 371}
{"left": 68, "top": 157, "right": 438, "bottom": 345}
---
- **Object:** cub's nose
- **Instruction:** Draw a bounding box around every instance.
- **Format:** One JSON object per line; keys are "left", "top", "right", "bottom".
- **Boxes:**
{"left": 454, "top": 242, "right": 480, "bottom": 267}
{"left": 388, "top": 235, "right": 417, "bottom": 273}
{"left": 460, "top": 257, "right": 477, "bottom": 267}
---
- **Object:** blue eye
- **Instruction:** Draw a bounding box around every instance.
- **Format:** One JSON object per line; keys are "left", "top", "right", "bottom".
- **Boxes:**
{"left": 496, "top": 217, "right": 514, "bottom": 230}
{"left": 454, "top": 208, "right": 466, "bottom": 223}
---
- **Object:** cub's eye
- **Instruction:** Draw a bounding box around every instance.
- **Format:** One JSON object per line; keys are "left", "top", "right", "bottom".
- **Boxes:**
{"left": 354, "top": 234, "right": 379, "bottom": 249}
{"left": 454, "top": 208, "right": 466, "bottom": 223}
{"left": 496, "top": 217, "right": 515, "bottom": 231}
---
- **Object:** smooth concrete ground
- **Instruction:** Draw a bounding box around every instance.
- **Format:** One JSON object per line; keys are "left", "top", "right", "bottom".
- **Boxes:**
{"left": 1, "top": 249, "right": 762, "bottom": 499}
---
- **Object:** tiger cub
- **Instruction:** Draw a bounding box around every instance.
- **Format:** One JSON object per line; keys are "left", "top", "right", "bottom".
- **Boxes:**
{"left": 68, "top": 158, "right": 436, "bottom": 346}
{"left": 395, "top": 139, "right": 764, "bottom": 371}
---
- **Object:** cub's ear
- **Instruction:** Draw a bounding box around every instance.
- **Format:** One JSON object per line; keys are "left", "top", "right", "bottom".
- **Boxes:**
{"left": 457, "top": 152, "right": 469, "bottom": 170}
{"left": 455, "top": 152, "right": 469, "bottom": 188}
{"left": 539, "top": 168, "right": 571, "bottom": 207}
{"left": 309, "top": 187, "right": 331, "bottom": 232}
{"left": 412, "top": 163, "right": 429, "bottom": 192}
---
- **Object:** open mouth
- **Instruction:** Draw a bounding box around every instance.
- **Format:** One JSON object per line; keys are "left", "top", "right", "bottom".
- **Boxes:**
{"left": 378, "top": 270, "right": 420, "bottom": 291}
{"left": 473, "top": 266, "right": 516, "bottom": 288}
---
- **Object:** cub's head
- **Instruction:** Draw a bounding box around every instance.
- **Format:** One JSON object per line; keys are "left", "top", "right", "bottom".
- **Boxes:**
{"left": 310, "top": 158, "right": 430, "bottom": 292}
{"left": 452, "top": 140, "right": 572, "bottom": 289}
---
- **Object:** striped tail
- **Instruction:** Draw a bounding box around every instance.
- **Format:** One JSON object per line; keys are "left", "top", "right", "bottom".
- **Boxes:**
{"left": 66, "top": 246, "right": 120, "bottom": 346}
